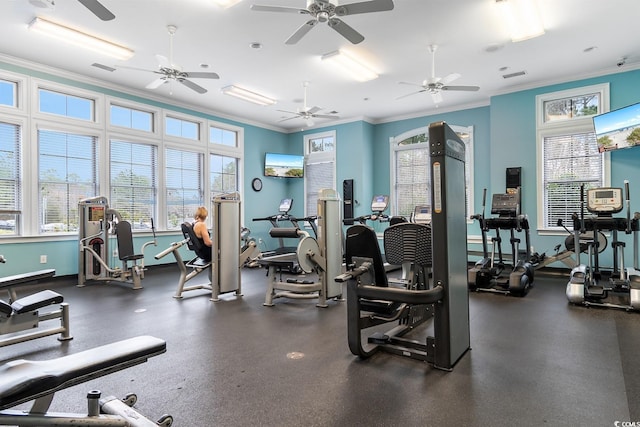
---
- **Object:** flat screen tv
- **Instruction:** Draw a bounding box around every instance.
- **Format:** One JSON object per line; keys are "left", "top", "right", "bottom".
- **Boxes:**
{"left": 264, "top": 152, "right": 304, "bottom": 178}
{"left": 593, "top": 101, "right": 640, "bottom": 153}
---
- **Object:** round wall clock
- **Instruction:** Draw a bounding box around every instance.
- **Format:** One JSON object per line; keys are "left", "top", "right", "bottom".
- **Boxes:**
{"left": 251, "top": 177, "right": 263, "bottom": 192}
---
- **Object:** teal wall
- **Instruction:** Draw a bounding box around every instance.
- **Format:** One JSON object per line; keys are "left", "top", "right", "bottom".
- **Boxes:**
{"left": 1, "top": 61, "right": 640, "bottom": 277}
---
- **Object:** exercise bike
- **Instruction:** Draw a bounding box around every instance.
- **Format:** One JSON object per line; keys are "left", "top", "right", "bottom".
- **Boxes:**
{"left": 468, "top": 189, "right": 534, "bottom": 296}
{"left": 566, "top": 182, "right": 640, "bottom": 310}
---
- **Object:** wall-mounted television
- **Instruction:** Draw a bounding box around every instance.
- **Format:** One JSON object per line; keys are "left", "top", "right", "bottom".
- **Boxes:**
{"left": 264, "top": 152, "right": 304, "bottom": 178}
{"left": 593, "top": 101, "right": 640, "bottom": 153}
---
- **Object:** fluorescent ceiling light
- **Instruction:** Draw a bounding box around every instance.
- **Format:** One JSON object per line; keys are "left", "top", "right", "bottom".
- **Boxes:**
{"left": 495, "top": 0, "right": 545, "bottom": 42}
{"left": 211, "top": 0, "right": 243, "bottom": 8}
{"left": 321, "top": 50, "right": 379, "bottom": 82}
{"left": 221, "top": 85, "right": 276, "bottom": 106}
{"left": 28, "top": 17, "right": 134, "bottom": 60}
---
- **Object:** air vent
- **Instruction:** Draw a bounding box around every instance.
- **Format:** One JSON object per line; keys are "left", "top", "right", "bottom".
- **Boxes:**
{"left": 92, "top": 63, "right": 116, "bottom": 72}
{"left": 502, "top": 70, "right": 526, "bottom": 79}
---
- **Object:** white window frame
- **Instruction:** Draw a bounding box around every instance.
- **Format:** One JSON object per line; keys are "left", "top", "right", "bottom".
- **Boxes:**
{"left": 107, "top": 97, "right": 159, "bottom": 136}
{"left": 31, "top": 79, "right": 103, "bottom": 129}
{"left": 535, "top": 83, "right": 610, "bottom": 232}
{"left": 0, "top": 71, "right": 28, "bottom": 114}
{"left": 390, "top": 124, "right": 474, "bottom": 221}
{"left": 304, "top": 130, "right": 336, "bottom": 217}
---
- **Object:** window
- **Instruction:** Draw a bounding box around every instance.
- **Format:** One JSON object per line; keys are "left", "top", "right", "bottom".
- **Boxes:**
{"left": 39, "top": 129, "right": 98, "bottom": 233}
{"left": 210, "top": 154, "right": 238, "bottom": 198}
{"left": 210, "top": 126, "right": 237, "bottom": 147}
{"left": 391, "top": 125, "right": 474, "bottom": 220}
{"left": 38, "top": 88, "right": 94, "bottom": 121}
{"left": 166, "top": 116, "right": 199, "bottom": 140}
{"left": 0, "top": 79, "right": 17, "bottom": 107}
{"left": 166, "top": 148, "right": 203, "bottom": 229}
{"left": 305, "top": 131, "right": 335, "bottom": 216}
{"left": 110, "top": 104, "right": 153, "bottom": 132}
{"left": 110, "top": 140, "right": 157, "bottom": 228}
{"left": 0, "top": 121, "right": 20, "bottom": 235}
{"left": 536, "top": 84, "right": 609, "bottom": 230}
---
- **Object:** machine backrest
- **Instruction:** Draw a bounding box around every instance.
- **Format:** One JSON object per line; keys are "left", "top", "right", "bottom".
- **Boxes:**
{"left": 344, "top": 224, "right": 388, "bottom": 287}
{"left": 181, "top": 222, "right": 210, "bottom": 261}
{"left": 383, "top": 223, "right": 432, "bottom": 267}
{"left": 116, "top": 221, "right": 136, "bottom": 260}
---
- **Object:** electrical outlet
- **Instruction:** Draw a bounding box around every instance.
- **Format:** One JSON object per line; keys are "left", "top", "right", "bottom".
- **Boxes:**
{"left": 40, "top": 255, "right": 47, "bottom": 264}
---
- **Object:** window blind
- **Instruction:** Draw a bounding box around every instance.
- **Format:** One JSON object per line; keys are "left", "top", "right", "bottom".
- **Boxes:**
{"left": 543, "top": 132, "right": 601, "bottom": 227}
{"left": 306, "top": 160, "right": 333, "bottom": 216}
{"left": 166, "top": 148, "right": 203, "bottom": 229}
{"left": 0, "top": 121, "right": 20, "bottom": 234}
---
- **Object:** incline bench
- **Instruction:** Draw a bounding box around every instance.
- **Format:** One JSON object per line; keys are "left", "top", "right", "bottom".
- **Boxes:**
{"left": 0, "top": 335, "right": 173, "bottom": 426}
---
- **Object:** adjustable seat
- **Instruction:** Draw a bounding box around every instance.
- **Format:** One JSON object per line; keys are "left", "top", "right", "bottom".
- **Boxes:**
{"left": 116, "top": 220, "right": 144, "bottom": 264}
{"left": 181, "top": 222, "right": 212, "bottom": 266}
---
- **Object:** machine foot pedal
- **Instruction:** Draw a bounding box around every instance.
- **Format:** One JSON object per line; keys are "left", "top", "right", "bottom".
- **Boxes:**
{"left": 286, "top": 278, "right": 314, "bottom": 285}
{"left": 368, "top": 332, "right": 390, "bottom": 344}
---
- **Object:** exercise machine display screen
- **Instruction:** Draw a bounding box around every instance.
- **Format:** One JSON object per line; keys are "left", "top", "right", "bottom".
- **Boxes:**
{"left": 413, "top": 205, "right": 432, "bottom": 223}
{"left": 88, "top": 206, "right": 105, "bottom": 222}
{"left": 587, "top": 188, "right": 623, "bottom": 213}
{"left": 371, "top": 195, "right": 389, "bottom": 212}
{"left": 279, "top": 198, "right": 293, "bottom": 213}
{"left": 490, "top": 193, "right": 519, "bottom": 216}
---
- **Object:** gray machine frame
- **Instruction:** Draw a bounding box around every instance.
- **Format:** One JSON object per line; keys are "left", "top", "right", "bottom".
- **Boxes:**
{"left": 259, "top": 189, "right": 344, "bottom": 308}
{"left": 339, "top": 121, "right": 470, "bottom": 370}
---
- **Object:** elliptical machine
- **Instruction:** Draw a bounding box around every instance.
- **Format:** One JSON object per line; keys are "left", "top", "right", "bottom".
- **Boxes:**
{"left": 566, "top": 182, "right": 640, "bottom": 310}
{"left": 468, "top": 189, "right": 534, "bottom": 296}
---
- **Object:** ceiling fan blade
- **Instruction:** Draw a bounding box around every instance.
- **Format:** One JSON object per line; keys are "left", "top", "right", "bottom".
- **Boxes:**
{"left": 146, "top": 78, "right": 167, "bottom": 89}
{"left": 441, "top": 85, "right": 480, "bottom": 92}
{"left": 77, "top": 0, "right": 115, "bottom": 21}
{"left": 335, "top": 0, "right": 394, "bottom": 16}
{"left": 276, "top": 109, "right": 300, "bottom": 115}
{"left": 328, "top": 18, "right": 364, "bottom": 44}
{"left": 179, "top": 79, "right": 208, "bottom": 94}
{"left": 306, "top": 106, "right": 322, "bottom": 114}
{"left": 115, "top": 65, "right": 159, "bottom": 73}
{"left": 431, "top": 91, "right": 443, "bottom": 104}
{"left": 439, "top": 73, "right": 461, "bottom": 85}
{"left": 184, "top": 72, "right": 220, "bottom": 79}
{"left": 396, "top": 90, "right": 426, "bottom": 100}
{"left": 278, "top": 116, "right": 301, "bottom": 123}
{"left": 285, "top": 20, "right": 318, "bottom": 45}
{"left": 250, "top": 4, "right": 310, "bottom": 14}
{"left": 311, "top": 114, "right": 340, "bottom": 119}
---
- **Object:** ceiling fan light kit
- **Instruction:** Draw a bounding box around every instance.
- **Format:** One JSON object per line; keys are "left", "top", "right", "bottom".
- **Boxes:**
{"left": 222, "top": 85, "right": 277, "bottom": 106}
{"left": 495, "top": 0, "right": 545, "bottom": 42}
{"left": 321, "top": 49, "right": 378, "bottom": 82}
{"left": 27, "top": 17, "right": 134, "bottom": 60}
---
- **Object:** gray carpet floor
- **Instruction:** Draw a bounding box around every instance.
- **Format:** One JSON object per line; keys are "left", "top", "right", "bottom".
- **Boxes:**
{"left": 1, "top": 265, "right": 638, "bottom": 426}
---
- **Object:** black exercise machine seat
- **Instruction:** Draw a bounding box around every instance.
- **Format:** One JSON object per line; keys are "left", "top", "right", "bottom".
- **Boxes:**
{"left": 345, "top": 225, "right": 389, "bottom": 287}
{"left": 342, "top": 224, "right": 443, "bottom": 304}
{"left": 181, "top": 222, "right": 211, "bottom": 263}
{"left": 0, "top": 269, "right": 55, "bottom": 289}
{"left": 0, "top": 335, "right": 166, "bottom": 410}
{"left": 383, "top": 222, "right": 432, "bottom": 267}
{"left": 116, "top": 220, "right": 144, "bottom": 262}
{"left": 0, "top": 289, "right": 63, "bottom": 316}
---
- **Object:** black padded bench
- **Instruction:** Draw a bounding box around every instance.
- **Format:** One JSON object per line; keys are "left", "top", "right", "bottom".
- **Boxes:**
{"left": 0, "top": 335, "right": 166, "bottom": 410}
{"left": 0, "top": 268, "right": 55, "bottom": 302}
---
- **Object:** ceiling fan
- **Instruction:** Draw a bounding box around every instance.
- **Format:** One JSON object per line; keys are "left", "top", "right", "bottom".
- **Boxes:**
{"left": 28, "top": 0, "right": 115, "bottom": 21}
{"left": 398, "top": 44, "right": 480, "bottom": 104}
{"left": 251, "top": 0, "right": 395, "bottom": 45}
{"left": 278, "top": 82, "right": 339, "bottom": 126}
{"left": 117, "top": 25, "right": 219, "bottom": 95}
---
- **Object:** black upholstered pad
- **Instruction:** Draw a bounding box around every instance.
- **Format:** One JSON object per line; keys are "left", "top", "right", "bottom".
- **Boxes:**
{"left": 0, "top": 335, "right": 166, "bottom": 409}
{"left": 11, "top": 290, "right": 63, "bottom": 314}
{"left": 0, "top": 269, "right": 55, "bottom": 289}
{"left": 383, "top": 223, "right": 432, "bottom": 267}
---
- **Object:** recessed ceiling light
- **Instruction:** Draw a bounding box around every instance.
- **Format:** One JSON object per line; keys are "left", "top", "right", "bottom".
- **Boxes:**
{"left": 200, "top": 63, "right": 209, "bottom": 68}
{"left": 583, "top": 46, "right": 598, "bottom": 53}
{"left": 486, "top": 44, "right": 505, "bottom": 53}
{"left": 499, "top": 66, "right": 509, "bottom": 72}
{"left": 249, "top": 42, "right": 262, "bottom": 49}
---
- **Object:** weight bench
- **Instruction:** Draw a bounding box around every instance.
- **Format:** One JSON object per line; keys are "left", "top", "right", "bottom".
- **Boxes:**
{"left": 0, "top": 267, "right": 71, "bottom": 348}
{"left": 0, "top": 335, "right": 173, "bottom": 426}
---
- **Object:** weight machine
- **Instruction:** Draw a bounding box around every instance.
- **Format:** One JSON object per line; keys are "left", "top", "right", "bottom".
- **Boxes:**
{"left": 566, "top": 183, "right": 640, "bottom": 310}
{"left": 258, "top": 189, "right": 344, "bottom": 307}
{"left": 155, "top": 193, "right": 249, "bottom": 301}
{"left": 78, "top": 197, "right": 157, "bottom": 290}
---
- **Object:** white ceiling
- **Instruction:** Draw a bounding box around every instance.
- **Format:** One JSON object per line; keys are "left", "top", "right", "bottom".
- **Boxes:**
{"left": 0, "top": 0, "right": 638, "bottom": 132}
